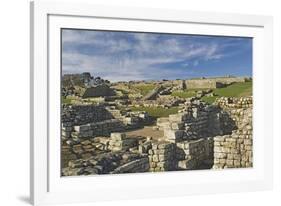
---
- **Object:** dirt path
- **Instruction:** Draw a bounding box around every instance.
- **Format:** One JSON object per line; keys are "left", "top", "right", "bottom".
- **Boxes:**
{"left": 125, "top": 127, "right": 164, "bottom": 140}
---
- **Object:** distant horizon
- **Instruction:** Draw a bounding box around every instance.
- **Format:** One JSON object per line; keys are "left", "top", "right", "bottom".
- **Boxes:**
{"left": 62, "top": 29, "right": 252, "bottom": 82}
{"left": 62, "top": 72, "right": 251, "bottom": 83}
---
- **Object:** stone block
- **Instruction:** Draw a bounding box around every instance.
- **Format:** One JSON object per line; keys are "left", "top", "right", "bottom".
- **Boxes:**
{"left": 169, "top": 114, "right": 185, "bottom": 122}
{"left": 213, "top": 136, "right": 226, "bottom": 142}
{"left": 164, "top": 129, "right": 184, "bottom": 141}
{"left": 74, "top": 125, "right": 90, "bottom": 132}
{"left": 214, "top": 152, "right": 227, "bottom": 158}
{"left": 233, "top": 154, "right": 241, "bottom": 160}
{"left": 152, "top": 155, "right": 159, "bottom": 162}
{"left": 171, "top": 122, "right": 184, "bottom": 130}
{"left": 227, "top": 154, "right": 234, "bottom": 160}
{"left": 234, "top": 160, "right": 241, "bottom": 167}
{"left": 110, "top": 132, "right": 126, "bottom": 141}
{"left": 226, "top": 159, "right": 234, "bottom": 166}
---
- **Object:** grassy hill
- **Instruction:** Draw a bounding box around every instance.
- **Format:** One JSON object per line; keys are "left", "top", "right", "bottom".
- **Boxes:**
{"left": 171, "top": 89, "right": 200, "bottom": 98}
{"left": 170, "top": 81, "right": 252, "bottom": 104}
{"left": 131, "top": 84, "right": 156, "bottom": 96}
{"left": 201, "top": 81, "right": 252, "bottom": 104}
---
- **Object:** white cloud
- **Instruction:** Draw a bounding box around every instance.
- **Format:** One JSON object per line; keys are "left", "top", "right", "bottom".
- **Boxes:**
{"left": 62, "top": 30, "right": 229, "bottom": 82}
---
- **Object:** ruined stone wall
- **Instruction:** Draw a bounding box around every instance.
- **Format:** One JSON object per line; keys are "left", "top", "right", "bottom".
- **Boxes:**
{"left": 72, "top": 119, "right": 125, "bottom": 139}
{"left": 148, "top": 141, "right": 176, "bottom": 172}
{"left": 62, "top": 105, "right": 113, "bottom": 126}
{"left": 185, "top": 79, "right": 219, "bottom": 89}
{"left": 209, "top": 77, "right": 246, "bottom": 84}
{"left": 185, "top": 77, "right": 246, "bottom": 89}
{"left": 61, "top": 138, "right": 110, "bottom": 168}
{"left": 213, "top": 97, "right": 253, "bottom": 169}
{"left": 146, "top": 137, "right": 214, "bottom": 172}
{"left": 176, "top": 138, "right": 213, "bottom": 169}
{"left": 108, "top": 133, "right": 138, "bottom": 151}
{"left": 153, "top": 97, "right": 252, "bottom": 171}
{"left": 157, "top": 101, "right": 223, "bottom": 138}
{"left": 62, "top": 133, "right": 150, "bottom": 176}
{"left": 62, "top": 105, "right": 150, "bottom": 139}
{"left": 62, "top": 119, "right": 125, "bottom": 140}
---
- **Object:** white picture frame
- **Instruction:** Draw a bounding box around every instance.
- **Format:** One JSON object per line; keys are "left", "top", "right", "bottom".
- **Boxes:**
{"left": 30, "top": 0, "right": 273, "bottom": 205}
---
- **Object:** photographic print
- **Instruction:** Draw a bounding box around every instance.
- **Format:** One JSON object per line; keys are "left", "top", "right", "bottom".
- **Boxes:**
{"left": 61, "top": 29, "right": 253, "bottom": 176}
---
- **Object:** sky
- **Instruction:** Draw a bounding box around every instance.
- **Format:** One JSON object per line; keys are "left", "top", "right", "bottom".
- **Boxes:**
{"left": 62, "top": 29, "right": 252, "bottom": 82}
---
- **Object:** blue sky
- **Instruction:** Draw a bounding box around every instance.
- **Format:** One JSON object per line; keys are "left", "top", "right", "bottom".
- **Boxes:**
{"left": 62, "top": 29, "right": 252, "bottom": 82}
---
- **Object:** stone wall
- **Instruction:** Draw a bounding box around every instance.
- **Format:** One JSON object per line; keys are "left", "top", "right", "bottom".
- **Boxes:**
{"left": 185, "top": 79, "right": 222, "bottom": 89}
{"left": 209, "top": 77, "right": 246, "bottom": 84}
{"left": 176, "top": 138, "right": 213, "bottom": 169}
{"left": 62, "top": 133, "right": 150, "bottom": 175}
{"left": 72, "top": 119, "right": 125, "bottom": 139}
{"left": 61, "top": 137, "right": 110, "bottom": 168}
{"left": 185, "top": 77, "right": 246, "bottom": 89}
{"left": 62, "top": 105, "right": 113, "bottom": 126}
{"left": 156, "top": 99, "right": 228, "bottom": 139}
{"left": 108, "top": 133, "right": 138, "bottom": 151}
{"left": 62, "top": 104, "right": 151, "bottom": 139}
{"left": 148, "top": 141, "right": 176, "bottom": 172}
{"left": 153, "top": 97, "right": 252, "bottom": 171}
{"left": 213, "top": 97, "right": 253, "bottom": 169}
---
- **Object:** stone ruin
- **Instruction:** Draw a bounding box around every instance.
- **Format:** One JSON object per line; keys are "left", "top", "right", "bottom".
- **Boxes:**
{"left": 185, "top": 76, "right": 247, "bottom": 89}
{"left": 212, "top": 97, "right": 252, "bottom": 168}
{"left": 62, "top": 104, "right": 151, "bottom": 140}
{"left": 61, "top": 96, "right": 253, "bottom": 176}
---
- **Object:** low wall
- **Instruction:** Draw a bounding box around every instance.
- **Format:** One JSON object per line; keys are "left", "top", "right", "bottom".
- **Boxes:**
{"left": 108, "top": 133, "right": 138, "bottom": 151}
{"left": 62, "top": 105, "right": 151, "bottom": 139}
{"left": 148, "top": 141, "right": 176, "bottom": 172}
{"left": 213, "top": 132, "right": 252, "bottom": 169}
{"left": 176, "top": 138, "right": 213, "bottom": 169}
{"left": 61, "top": 138, "right": 110, "bottom": 168}
{"left": 147, "top": 137, "right": 214, "bottom": 172}
{"left": 62, "top": 105, "right": 113, "bottom": 126}
{"left": 185, "top": 77, "right": 246, "bottom": 89}
{"left": 210, "top": 77, "right": 246, "bottom": 84}
{"left": 62, "top": 133, "right": 150, "bottom": 175}
{"left": 157, "top": 102, "right": 225, "bottom": 139}
{"left": 72, "top": 119, "right": 125, "bottom": 139}
{"left": 185, "top": 79, "right": 219, "bottom": 89}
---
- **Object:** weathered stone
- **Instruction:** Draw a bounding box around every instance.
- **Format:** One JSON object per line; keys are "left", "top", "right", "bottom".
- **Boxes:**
{"left": 164, "top": 129, "right": 184, "bottom": 141}
{"left": 110, "top": 132, "right": 126, "bottom": 141}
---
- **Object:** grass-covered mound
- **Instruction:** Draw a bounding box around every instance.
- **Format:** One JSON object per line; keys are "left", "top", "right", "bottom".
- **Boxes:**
{"left": 171, "top": 89, "right": 200, "bottom": 98}
{"left": 170, "top": 81, "right": 252, "bottom": 104}
{"left": 202, "top": 81, "right": 252, "bottom": 104}
{"left": 131, "top": 84, "right": 156, "bottom": 95}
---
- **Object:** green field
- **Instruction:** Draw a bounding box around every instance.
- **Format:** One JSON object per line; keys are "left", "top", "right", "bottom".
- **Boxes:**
{"left": 170, "top": 81, "right": 252, "bottom": 104}
{"left": 171, "top": 90, "right": 198, "bottom": 98}
{"left": 131, "top": 84, "right": 156, "bottom": 95}
{"left": 130, "top": 106, "right": 179, "bottom": 118}
{"left": 201, "top": 81, "right": 252, "bottom": 104}
{"left": 200, "top": 96, "right": 217, "bottom": 104}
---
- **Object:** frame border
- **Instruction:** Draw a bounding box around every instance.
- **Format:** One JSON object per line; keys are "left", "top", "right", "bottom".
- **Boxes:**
{"left": 30, "top": 0, "right": 273, "bottom": 205}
